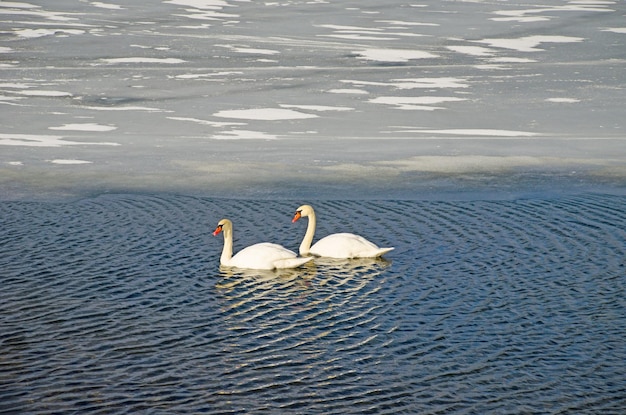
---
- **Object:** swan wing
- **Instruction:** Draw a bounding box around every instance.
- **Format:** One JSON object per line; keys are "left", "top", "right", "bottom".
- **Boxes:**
{"left": 273, "top": 256, "right": 314, "bottom": 269}
{"left": 310, "top": 233, "right": 393, "bottom": 259}
{"left": 229, "top": 242, "right": 309, "bottom": 270}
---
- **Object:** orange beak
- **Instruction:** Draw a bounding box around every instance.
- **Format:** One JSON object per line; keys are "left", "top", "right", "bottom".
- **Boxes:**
{"left": 292, "top": 211, "right": 301, "bottom": 223}
{"left": 212, "top": 225, "right": 223, "bottom": 236}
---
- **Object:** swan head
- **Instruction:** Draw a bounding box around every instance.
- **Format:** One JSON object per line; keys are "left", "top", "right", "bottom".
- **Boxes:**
{"left": 213, "top": 219, "right": 232, "bottom": 236}
{"left": 292, "top": 204, "right": 314, "bottom": 223}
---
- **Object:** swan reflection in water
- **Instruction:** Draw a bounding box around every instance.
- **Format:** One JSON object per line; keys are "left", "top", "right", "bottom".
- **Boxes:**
{"left": 215, "top": 263, "right": 318, "bottom": 292}
{"left": 212, "top": 257, "right": 393, "bottom": 385}
{"left": 215, "top": 257, "right": 392, "bottom": 296}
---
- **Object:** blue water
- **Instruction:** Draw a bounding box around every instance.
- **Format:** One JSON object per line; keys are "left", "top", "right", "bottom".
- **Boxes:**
{"left": 1, "top": 194, "right": 625, "bottom": 413}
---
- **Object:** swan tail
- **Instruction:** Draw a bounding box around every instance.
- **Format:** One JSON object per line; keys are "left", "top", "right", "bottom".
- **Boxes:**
{"left": 273, "top": 256, "right": 314, "bottom": 269}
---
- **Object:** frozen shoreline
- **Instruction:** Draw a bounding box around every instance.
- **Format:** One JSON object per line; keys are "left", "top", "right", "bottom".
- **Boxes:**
{"left": 2, "top": 137, "right": 624, "bottom": 202}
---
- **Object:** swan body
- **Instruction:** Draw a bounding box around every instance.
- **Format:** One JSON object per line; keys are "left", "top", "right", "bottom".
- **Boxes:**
{"left": 213, "top": 219, "right": 313, "bottom": 270}
{"left": 292, "top": 205, "right": 394, "bottom": 259}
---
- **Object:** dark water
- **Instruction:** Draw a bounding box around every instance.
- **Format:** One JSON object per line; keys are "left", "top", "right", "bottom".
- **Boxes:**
{"left": 1, "top": 193, "right": 625, "bottom": 414}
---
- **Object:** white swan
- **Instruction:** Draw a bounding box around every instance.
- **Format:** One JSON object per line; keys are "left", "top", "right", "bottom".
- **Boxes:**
{"left": 292, "top": 204, "right": 394, "bottom": 259}
{"left": 213, "top": 219, "right": 313, "bottom": 270}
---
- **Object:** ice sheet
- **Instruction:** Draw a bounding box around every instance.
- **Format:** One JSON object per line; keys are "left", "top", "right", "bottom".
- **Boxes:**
{"left": 0, "top": 0, "right": 624, "bottom": 200}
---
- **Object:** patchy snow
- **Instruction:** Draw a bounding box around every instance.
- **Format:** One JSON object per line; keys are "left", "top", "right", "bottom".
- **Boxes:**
{"left": 49, "top": 123, "right": 117, "bottom": 132}
{"left": 474, "top": 36, "right": 584, "bottom": 52}
{"left": 0, "top": 134, "right": 120, "bottom": 147}
{"left": 354, "top": 48, "right": 439, "bottom": 62}
{"left": 48, "top": 159, "right": 93, "bottom": 164}
{"left": 100, "top": 58, "right": 187, "bottom": 64}
{"left": 213, "top": 108, "right": 318, "bottom": 120}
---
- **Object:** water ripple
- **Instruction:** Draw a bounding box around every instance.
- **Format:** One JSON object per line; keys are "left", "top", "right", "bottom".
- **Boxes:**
{"left": 1, "top": 194, "right": 625, "bottom": 414}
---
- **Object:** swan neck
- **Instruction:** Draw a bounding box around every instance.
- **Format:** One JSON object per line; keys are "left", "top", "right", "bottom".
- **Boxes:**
{"left": 300, "top": 211, "right": 316, "bottom": 255}
{"left": 221, "top": 228, "right": 233, "bottom": 265}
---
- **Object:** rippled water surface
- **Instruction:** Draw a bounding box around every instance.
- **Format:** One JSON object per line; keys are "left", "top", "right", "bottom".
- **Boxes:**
{"left": 1, "top": 194, "right": 625, "bottom": 414}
